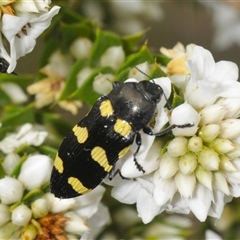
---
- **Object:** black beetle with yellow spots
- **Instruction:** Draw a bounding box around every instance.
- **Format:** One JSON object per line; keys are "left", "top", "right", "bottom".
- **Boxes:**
{"left": 50, "top": 80, "right": 192, "bottom": 198}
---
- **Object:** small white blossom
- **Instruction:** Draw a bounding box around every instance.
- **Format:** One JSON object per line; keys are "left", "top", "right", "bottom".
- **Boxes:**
{"left": 100, "top": 46, "right": 125, "bottom": 70}
{"left": 31, "top": 198, "right": 49, "bottom": 218}
{"left": 2, "top": 152, "right": 21, "bottom": 175}
{"left": 0, "top": 176, "right": 24, "bottom": 204}
{"left": 0, "top": 123, "right": 48, "bottom": 154}
{"left": 70, "top": 37, "right": 93, "bottom": 60}
{"left": 18, "top": 154, "right": 52, "bottom": 190}
{"left": 0, "top": 3, "right": 60, "bottom": 73}
{"left": 11, "top": 204, "right": 32, "bottom": 226}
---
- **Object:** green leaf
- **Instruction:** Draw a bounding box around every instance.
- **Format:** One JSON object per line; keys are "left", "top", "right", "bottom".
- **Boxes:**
{"left": 22, "top": 188, "right": 44, "bottom": 204}
{"left": 149, "top": 63, "right": 167, "bottom": 78}
{"left": 0, "top": 88, "right": 11, "bottom": 105}
{"left": 0, "top": 103, "right": 35, "bottom": 127}
{"left": 89, "top": 29, "right": 122, "bottom": 67}
{"left": 0, "top": 73, "right": 32, "bottom": 88}
{"left": 172, "top": 87, "right": 184, "bottom": 108}
{"left": 36, "top": 145, "right": 57, "bottom": 160}
{"left": 70, "top": 66, "right": 113, "bottom": 106}
{"left": 121, "top": 30, "right": 147, "bottom": 53}
{"left": 59, "top": 59, "right": 88, "bottom": 100}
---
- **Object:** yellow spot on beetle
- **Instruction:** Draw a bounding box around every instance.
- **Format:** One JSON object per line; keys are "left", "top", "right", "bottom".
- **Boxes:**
{"left": 100, "top": 100, "right": 113, "bottom": 117}
{"left": 73, "top": 125, "right": 88, "bottom": 144}
{"left": 118, "top": 145, "right": 131, "bottom": 159}
{"left": 91, "top": 146, "right": 113, "bottom": 172}
{"left": 114, "top": 119, "right": 132, "bottom": 137}
{"left": 68, "top": 177, "right": 91, "bottom": 194}
{"left": 54, "top": 154, "right": 64, "bottom": 173}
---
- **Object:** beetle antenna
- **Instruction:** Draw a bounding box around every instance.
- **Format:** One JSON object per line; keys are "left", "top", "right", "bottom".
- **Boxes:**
{"left": 134, "top": 66, "right": 172, "bottom": 109}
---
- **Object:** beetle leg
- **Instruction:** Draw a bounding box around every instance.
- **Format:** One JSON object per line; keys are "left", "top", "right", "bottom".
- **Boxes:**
{"left": 154, "top": 123, "right": 194, "bottom": 136}
{"left": 133, "top": 132, "right": 146, "bottom": 173}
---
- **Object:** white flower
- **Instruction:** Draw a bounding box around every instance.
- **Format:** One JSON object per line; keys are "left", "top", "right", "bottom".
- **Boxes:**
{"left": 108, "top": 45, "right": 240, "bottom": 224}
{"left": 2, "top": 152, "right": 21, "bottom": 175}
{"left": 70, "top": 37, "right": 93, "bottom": 60}
{"left": 0, "top": 123, "right": 48, "bottom": 154}
{"left": 31, "top": 198, "right": 49, "bottom": 218}
{"left": 11, "top": 204, "right": 32, "bottom": 226}
{"left": 100, "top": 46, "right": 125, "bottom": 70}
{"left": 0, "top": 1, "right": 60, "bottom": 73}
{"left": 18, "top": 154, "right": 52, "bottom": 190}
{"left": 0, "top": 176, "right": 24, "bottom": 204}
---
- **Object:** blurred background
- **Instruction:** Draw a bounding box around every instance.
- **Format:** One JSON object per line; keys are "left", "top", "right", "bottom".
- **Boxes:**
{"left": 16, "top": 1, "right": 240, "bottom": 75}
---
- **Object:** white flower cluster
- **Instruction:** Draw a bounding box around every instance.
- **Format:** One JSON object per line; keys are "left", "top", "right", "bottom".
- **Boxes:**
{"left": 105, "top": 45, "right": 240, "bottom": 224}
{"left": 0, "top": 0, "right": 60, "bottom": 73}
{"left": 0, "top": 123, "right": 110, "bottom": 239}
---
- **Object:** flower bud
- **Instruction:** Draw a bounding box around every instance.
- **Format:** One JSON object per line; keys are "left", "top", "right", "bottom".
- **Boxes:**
{"left": 167, "top": 137, "right": 188, "bottom": 157}
{"left": 70, "top": 37, "right": 93, "bottom": 60}
{"left": 195, "top": 166, "right": 213, "bottom": 191}
{"left": 0, "top": 177, "right": 24, "bottom": 204}
{"left": 174, "top": 172, "right": 196, "bottom": 198}
{"left": 211, "top": 138, "right": 235, "bottom": 154}
{"left": 213, "top": 172, "right": 230, "bottom": 195}
{"left": 219, "top": 155, "right": 236, "bottom": 171}
{"left": 93, "top": 73, "right": 114, "bottom": 95}
{"left": 219, "top": 119, "right": 240, "bottom": 139}
{"left": 0, "top": 204, "right": 10, "bottom": 227}
{"left": 158, "top": 153, "right": 178, "bottom": 179}
{"left": 198, "top": 147, "right": 219, "bottom": 171}
{"left": 226, "top": 146, "right": 240, "bottom": 159}
{"left": 100, "top": 46, "right": 125, "bottom": 70}
{"left": 199, "top": 105, "right": 226, "bottom": 126}
{"left": 2, "top": 153, "right": 21, "bottom": 175}
{"left": 198, "top": 124, "right": 220, "bottom": 143}
{"left": 18, "top": 154, "right": 52, "bottom": 190}
{"left": 20, "top": 224, "right": 37, "bottom": 240}
{"left": 31, "top": 198, "right": 49, "bottom": 219}
{"left": 179, "top": 153, "right": 197, "bottom": 174}
{"left": 64, "top": 211, "right": 89, "bottom": 235}
{"left": 188, "top": 136, "right": 202, "bottom": 152}
{"left": 12, "top": 204, "right": 32, "bottom": 226}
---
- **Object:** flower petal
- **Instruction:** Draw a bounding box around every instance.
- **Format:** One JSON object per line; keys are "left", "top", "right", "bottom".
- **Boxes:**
{"left": 187, "top": 184, "right": 213, "bottom": 221}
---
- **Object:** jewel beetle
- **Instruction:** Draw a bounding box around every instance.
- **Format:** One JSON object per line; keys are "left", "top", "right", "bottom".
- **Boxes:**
{"left": 50, "top": 79, "right": 192, "bottom": 198}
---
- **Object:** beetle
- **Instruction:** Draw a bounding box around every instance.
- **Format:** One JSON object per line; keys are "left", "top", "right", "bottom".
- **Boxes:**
{"left": 50, "top": 79, "right": 192, "bottom": 198}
